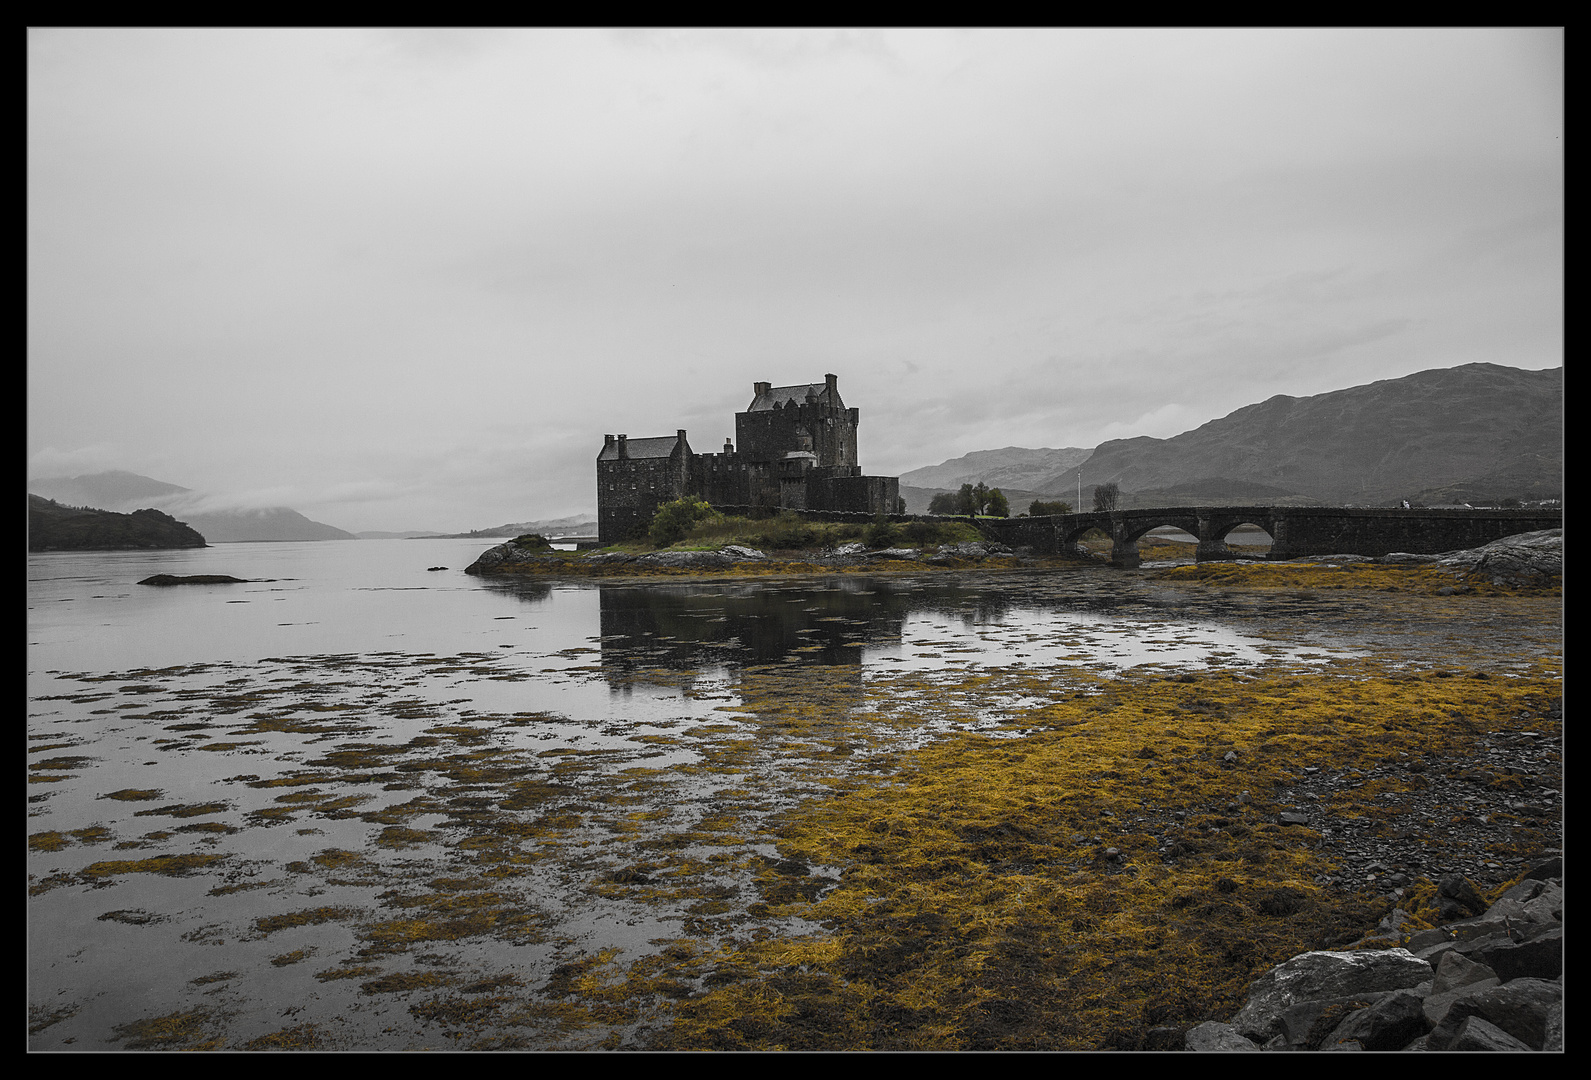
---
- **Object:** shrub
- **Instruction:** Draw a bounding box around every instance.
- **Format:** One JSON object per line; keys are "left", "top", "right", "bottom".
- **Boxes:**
{"left": 648, "top": 497, "right": 712, "bottom": 547}
{"left": 863, "top": 516, "right": 902, "bottom": 549}
{"left": 753, "top": 511, "right": 822, "bottom": 551}
{"left": 1028, "top": 500, "right": 1073, "bottom": 517}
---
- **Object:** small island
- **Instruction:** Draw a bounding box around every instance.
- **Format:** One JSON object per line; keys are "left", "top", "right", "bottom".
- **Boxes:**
{"left": 28, "top": 495, "right": 207, "bottom": 552}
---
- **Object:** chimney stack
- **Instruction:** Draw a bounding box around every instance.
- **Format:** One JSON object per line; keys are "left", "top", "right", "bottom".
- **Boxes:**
{"left": 825, "top": 373, "right": 837, "bottom": 397}
{"left": 754, "top": 381, "right": 771, "bottom": 400}
{"left": 617, "top": 434, "right": 628, "bottom": 459}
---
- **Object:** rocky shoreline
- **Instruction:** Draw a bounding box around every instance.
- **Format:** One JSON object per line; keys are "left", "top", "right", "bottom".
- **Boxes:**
{"left": 1186, "top": 856, "right": 1564, "bottom": 1051}
{"left": 464, "top": 539, "right": 1025, "bottom": 575}
{"left": 465, "top": 528, "right": 1562, "bottom": 584}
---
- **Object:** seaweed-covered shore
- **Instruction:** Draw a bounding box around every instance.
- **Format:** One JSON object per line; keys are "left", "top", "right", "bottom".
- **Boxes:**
{"left": 28, "top": 562, "right": 1561, "bottom": 1050}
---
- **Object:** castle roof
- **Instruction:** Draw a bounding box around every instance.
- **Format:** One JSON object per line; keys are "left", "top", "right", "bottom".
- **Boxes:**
{"left": 747, "top": 382, "right": 844, "bottom": 412}
{"left": 597, "top": 435, "right": 685, "bottom": 462}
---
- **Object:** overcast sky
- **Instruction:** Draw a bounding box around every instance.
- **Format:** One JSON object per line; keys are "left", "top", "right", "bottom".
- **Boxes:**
{"left": 28, "top": 28, "right": 1562, "bottom": 532}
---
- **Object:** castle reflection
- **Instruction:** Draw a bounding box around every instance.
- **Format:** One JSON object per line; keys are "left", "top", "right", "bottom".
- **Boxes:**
{"left": 594, "top": 578, "right": 913, "bottom": 676}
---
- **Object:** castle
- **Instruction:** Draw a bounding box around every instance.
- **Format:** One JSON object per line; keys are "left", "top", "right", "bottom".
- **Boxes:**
{"left": 597, "top": 373, "right": 901, "bottom": 543}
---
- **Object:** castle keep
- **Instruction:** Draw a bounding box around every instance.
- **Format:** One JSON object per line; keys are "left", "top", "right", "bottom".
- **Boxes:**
{"left": 597, "top": 373, "right": 900, "bottom": 543}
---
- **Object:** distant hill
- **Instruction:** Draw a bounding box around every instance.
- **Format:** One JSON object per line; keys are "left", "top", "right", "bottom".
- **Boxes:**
{"left": 1067, "top": 364, "right": 1562, "bottom": 507}
{"left": 28, "top": 495, "right": 207, "bottom": 551}
{"left": 420, "top": 515, "right": 598, "bottom": 540}
{"left": 898, "top": 364, "right": 1561, "bottom": 511}
{"left": 899, "top": 447, "right": 1093, "bottom": 494}
{"left": 27, "top": 471, "right": 357, "bottom": 542}
{"left": 177, "top": 508, "right": 357, "bottom": 543}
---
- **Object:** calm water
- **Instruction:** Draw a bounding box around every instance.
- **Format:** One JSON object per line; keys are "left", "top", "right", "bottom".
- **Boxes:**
{"left": 29, "top": 540, "right": 1550, "bottom": 1050}
{"left": 28, "top": 538, "right": 1337, "bottom": 680}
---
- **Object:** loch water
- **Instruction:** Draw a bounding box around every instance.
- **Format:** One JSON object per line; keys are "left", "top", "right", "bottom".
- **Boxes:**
{"left": 26, "top": 539, "right": 1553, "bottom": 1050}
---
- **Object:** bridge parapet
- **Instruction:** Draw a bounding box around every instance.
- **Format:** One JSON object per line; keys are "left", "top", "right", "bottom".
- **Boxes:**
{"left": 978, "top": 507, "right": 1560, "bottom": 566}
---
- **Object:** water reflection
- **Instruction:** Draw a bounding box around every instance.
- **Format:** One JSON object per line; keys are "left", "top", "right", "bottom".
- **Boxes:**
{"left": 479, "top": 573, "right": 1360, "bottom": 684}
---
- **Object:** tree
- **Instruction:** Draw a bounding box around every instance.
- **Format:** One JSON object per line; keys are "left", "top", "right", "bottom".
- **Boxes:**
{"left": 1093, "top": 482, "right": 1120, "bottom": 512}
{"left": 928, "top": 492, "right": 960, "bottom": 515}
{"left": 647, "top": 497, "right": 711, "bottom": 547}
{"left": 956, "top": 483, "right": 977, "bottom": 515}
{"left": 985, "top": 488, "right": 1009, "bottom": 518}
{"left": 973, "top": 482, "right": 990, "bottom": 515}
{"left": 1028, "top": 499, "right": 1072, "bottom": 517}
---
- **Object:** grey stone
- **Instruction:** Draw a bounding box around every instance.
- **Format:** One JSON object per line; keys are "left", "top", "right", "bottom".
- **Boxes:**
{"left": 1434, "top": 529, "right": 1562, "bottom": 585}
{"left": 1321, "top": 991, "right": 1429, "bottom": 1051}
{"left": 868, "top": 547, "right": 921, "bottom": 560}
{"left": 1230, "top": 949, "right": 1433, "bottom": 1042}
{"left": 1469, "top": 927, "right": 1563, "bottom": 983}
{"left": 719, "top": 544, "right": 769, "bottom": 561}
{"left": 1185, "top": 1021, "right": 1260, "bottom": 1051}
{"left": 1426, "top": 978, "right": 1562, "bottom": 1050}
{"left": 1447, "top": 1015, "right": 1534, "bottom": 1051}
{"left": 1431, "top": 949, "right": 1500, "bottom": 996}
{"left": 1438, "top": 874, "right": 1488, "bottom": 918}
{"left": 1543, "top": 1000, "right": 1563, "bottom": 1052}
{"left": 1272, "top": 996, "right": 1391, "bottom": 1051}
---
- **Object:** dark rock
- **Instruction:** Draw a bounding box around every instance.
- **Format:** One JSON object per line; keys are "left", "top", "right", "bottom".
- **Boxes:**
{"left": 137, "top": 574, "right": 250, "bottom": 586}
{"left": 1185, "top": 1021, "right": 1260, "bottom": 1051}
{"left": 1425, "top": 978, "right": 1563, "bottom": 1051}
{"left": 1270, "top": 996, "right": 1390, "bottom": 1051}
{"left": 1446, "top": 1015, "right": 1535, "bottom": 1052}
{"left": 1438, "top": 874, "right": 1489, "bottom": 919}
{"left": 1468, "top": 927, "right": 1563, "bottom": 983}
{"left": 1320, "top": 991, "right": 1429, "bottom": 1051}
{"left": 1522, "top": 856, "right": 1563, "bottom": 882}
{"left": 1229, "top": 949, "right": 1433, "bottom": 1043}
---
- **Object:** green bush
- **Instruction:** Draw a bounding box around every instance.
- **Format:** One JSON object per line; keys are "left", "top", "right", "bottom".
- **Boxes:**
{"left": 863, "top": 516, "right": 901, "bottom": 549}
{"left": 648, "top": 497, "right": 712, "bottom": 547}
{"left": 747, "top": 511, "right": 821, "bottom": 551}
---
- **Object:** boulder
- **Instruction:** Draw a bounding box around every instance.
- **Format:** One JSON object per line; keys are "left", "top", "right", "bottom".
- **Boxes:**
{"left": 1425, "top": 979, "right": 1562, "bottom": 1050}
{"left": 1185, "top": 1021, "right": 1260, "bottom": 1051}
{"left": 1229, "top": 949, "right": 1433, "bottom": 1043}
{"left": 1433, "top": 528, "right": 1562, "bottom": 585}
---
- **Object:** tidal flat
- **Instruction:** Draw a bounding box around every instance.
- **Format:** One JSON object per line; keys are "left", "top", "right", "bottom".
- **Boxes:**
{"left": 27, "top": 563, "right": 1561, "bottom": 1051}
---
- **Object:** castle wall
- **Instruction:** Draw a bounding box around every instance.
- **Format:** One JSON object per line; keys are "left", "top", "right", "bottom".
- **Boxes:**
{"left": 691, "top": 452, "right": 777, "bottom": 508}
{"left": 808, "top": 473, "right": 900, "bottom": 515}
{"left": 597, "top": 452, "right": 690, "bottom": 543}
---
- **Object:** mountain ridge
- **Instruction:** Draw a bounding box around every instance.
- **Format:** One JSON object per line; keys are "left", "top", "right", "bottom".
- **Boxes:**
{"left": 899, "top": 364, "right": 1561, "bottom": 509}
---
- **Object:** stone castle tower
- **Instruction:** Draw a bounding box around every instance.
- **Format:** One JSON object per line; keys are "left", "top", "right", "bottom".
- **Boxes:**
{"left": 597, "top": 374, "right": 898, "bottom": 543}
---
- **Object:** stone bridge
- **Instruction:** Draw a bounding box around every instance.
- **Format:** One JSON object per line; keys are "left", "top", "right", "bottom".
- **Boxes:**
{"left": 976, "top": 506, "right": 1563, "bottom": 568}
